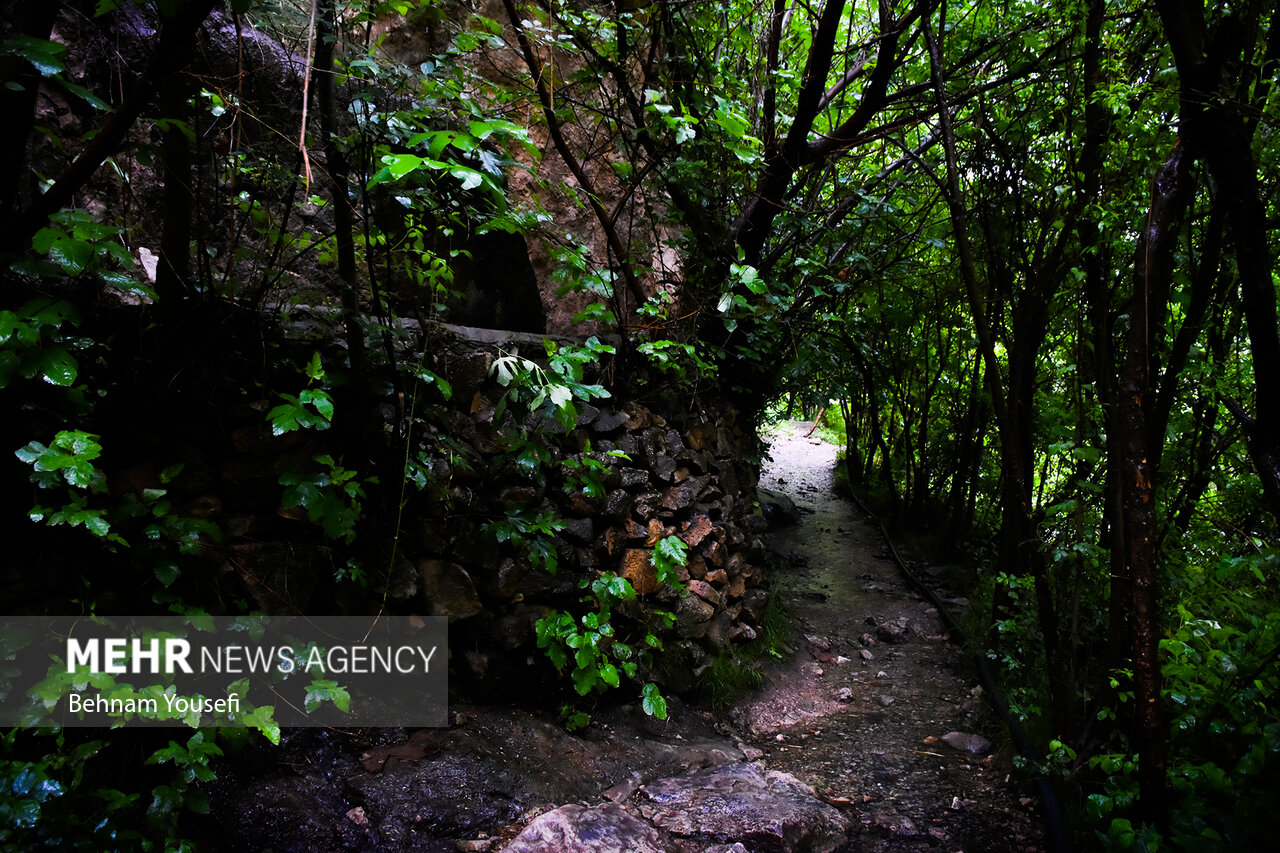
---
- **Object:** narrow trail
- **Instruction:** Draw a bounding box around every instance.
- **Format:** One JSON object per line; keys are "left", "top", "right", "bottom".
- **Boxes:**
{"left": 739, "top": 422, "right": 1045, "bottom": 852}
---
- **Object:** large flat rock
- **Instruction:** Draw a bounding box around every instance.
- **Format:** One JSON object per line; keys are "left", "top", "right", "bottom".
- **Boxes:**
{"left": 503, "top": 802, "right": 676, "bottom": 853}
{"left": 636, "top": 762, "right": 850, "bottom": 852}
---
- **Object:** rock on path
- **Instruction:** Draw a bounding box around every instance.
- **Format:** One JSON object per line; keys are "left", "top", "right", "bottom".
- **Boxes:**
{"left": 503, "top": 763, "right": 848, "bottom": 853}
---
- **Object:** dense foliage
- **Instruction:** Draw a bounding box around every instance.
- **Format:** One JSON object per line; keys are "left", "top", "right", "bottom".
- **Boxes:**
{"left": 2, "top": 0, "right": 1278, "bottom": 848}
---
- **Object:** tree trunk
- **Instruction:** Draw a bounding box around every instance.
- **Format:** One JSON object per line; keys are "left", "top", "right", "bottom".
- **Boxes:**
{"left": 155, "top": 75, "right": 195, "bottom": 298}
{"left": 1118, "top": 139, "right": 1194, "bottom": 829}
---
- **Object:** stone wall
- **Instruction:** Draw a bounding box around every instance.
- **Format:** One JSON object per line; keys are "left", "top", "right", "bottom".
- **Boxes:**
{"left": 408, "top": 323, "right": 770, "bottom": 692}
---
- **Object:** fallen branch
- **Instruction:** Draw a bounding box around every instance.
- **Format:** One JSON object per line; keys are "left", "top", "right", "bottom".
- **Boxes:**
{"left": 804, "top": 408, "right": 827, "bottom": 437}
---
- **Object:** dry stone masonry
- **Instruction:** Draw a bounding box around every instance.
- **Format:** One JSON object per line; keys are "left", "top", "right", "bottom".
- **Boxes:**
{"left": 411, "top": 323, "right": 773, "bottom": 691}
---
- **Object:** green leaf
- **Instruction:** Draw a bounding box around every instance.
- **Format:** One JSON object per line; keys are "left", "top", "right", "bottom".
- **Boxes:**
{"left": 450, "top": 165, "right": 485, "bottom": 190}
{"left": 55, "top": 77, "right": 110, "bottom": 110}
{"left": 38, "top": 347, "right": 78, "bottom": 386}
{"left": 2, "top": 35, "right": 67, "bottom": 76}
{"left": 32, "top": 228, "right": 94, "bottom": 275}
{"left": 299, "top": 388, "right": 334, "bottom": 421}
{"left": 712, "top": 98, "right": 750, "bottom": 139}
{"left": 641, "top": 683, "right": 667, "bottom": 719}
{"left": 242, "top": 705, "right": 281, "bottom": 744}
{"left": 305, "top": 679, "right": 351, "bottom": 714}
{"left": 563, "top": 709, "right": 591, "bottom": 731}
{"left": 382, "top": 153, "right": 427, "bottom": 180}
{"left": 152, "top": 117, "right": 196, "bottom": 145}
{"left": 153, "top": 562, "right": 181, "bottom": 587}
{"left": 416, "top": 368, "right": 453, "bottom": 400}
{"left": 148, "top": 784, "right": 184, "bottom": 820}
{"left": 179, "top": 607, "right": 215, "bottom": 632}
{"left": 571, "top": 666, "right": 598, "bottom": 695}
{"left": 16, "top": 430, "right": 105, "bottom": 490}
{"left": 99, "top": 270, "right": 157, "bottom": 300}
{"left": 1071, "top": 446, "right": 1103, "bottom": 464}
{"left": 305, "top": 352, "right": 325, "bottom": 381}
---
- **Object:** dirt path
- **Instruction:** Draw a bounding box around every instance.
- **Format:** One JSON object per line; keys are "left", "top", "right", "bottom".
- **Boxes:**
{"left": 736, "top": 422, "right": 1045, "bottom": 852}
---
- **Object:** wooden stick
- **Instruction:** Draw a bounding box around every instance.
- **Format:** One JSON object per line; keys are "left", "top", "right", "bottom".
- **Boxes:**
{"left": 804, "top": 408, "right": 826, "bottom": 437}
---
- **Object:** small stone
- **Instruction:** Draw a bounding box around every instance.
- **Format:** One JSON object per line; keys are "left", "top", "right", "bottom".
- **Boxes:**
{"left": 688, "top": 578, "right": 721, "bottom": 606}
{"left": 562, "top": 516, "right": 595, "bottom": 544}
{"left": 497, "top": 485, "right": 542, "bottom": 509}
{"left": 941, "top": 731, "right": 993, "bottom": 755}
{"left": 891, "top": 815, "right": 918, "bottom": 836}
{"left": 418, "top": 559, "right": 483, "bottom": 620}
{"left": 592, "top": 407, "right": 630, "bottom": 432}
{"left": 686, "top": 553, "right": 708, "bottom": 579}
{"left": 621, "top": 549, "right": 659, "bottom": 595}
{"left": 836, "top": 687, "right": 854, "bottom": 702}
{"left": 603, "top": 490, "right": 634, "bottom": 520}
{"left": 618, "top": 467, "right": 651, "bottom": 489}
{"left": 685, "top": 422, "right": 717, "bottom": 451}
{"left": 675, "top": 594, "right": 716, "bottom": 637}
{"left": 346, "top": 806, "right": 368, "bottom": 825}
{"left": 878, "top": 694, "right": 895, "bottom": 706}
{"left": 645, "top": 518, "right": 666, "bottom": 546}
{"left": 661, "top": 475, "right": 707, "bottom": 510}
{"left": 602, "top": 772, "right": 643, "bottom": 803}
{"left": 835, "top": 655, "right": 850, "bottom": 664}
{"left": 876, "top": 618, "right": 910, "bottom": 644}
{"left": 860, "top": 649, "right": 874, "bottom": 660}
{"left": 651, "top": 454, "right": 678, "bottom": 482}
{"left": 681, "top": 515, "right": 715, "bottom": 547}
